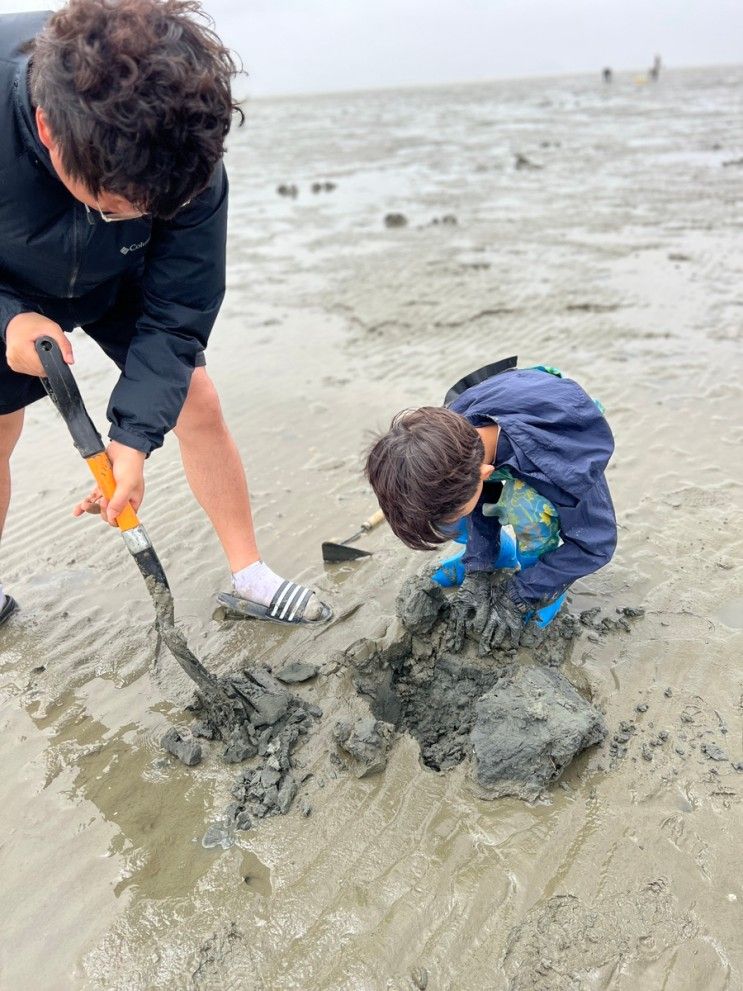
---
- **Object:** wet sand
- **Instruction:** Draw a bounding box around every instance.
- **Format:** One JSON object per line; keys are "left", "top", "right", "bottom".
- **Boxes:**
{"left": 2, "top": 66, "right": 743, "bottom": 989}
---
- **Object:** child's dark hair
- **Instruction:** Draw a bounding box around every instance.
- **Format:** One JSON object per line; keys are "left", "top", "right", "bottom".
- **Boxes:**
{"left": 365, "top": 407, "right": 484, "bottom": 551}
{"left": 30, "top": 0, "right": 243, "bottom": 219}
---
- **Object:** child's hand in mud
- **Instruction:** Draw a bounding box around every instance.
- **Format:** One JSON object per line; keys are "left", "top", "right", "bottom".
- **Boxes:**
{"left": 478, "top": 582, "right": 526, "bottom": 656}
{"left": 446, "top": 571, "right": 492, "bottom": 652}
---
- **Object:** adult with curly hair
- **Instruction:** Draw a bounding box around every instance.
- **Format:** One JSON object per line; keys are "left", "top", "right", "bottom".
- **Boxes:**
{"left": 0, "top": 0, "right": 331, "bottom": 628}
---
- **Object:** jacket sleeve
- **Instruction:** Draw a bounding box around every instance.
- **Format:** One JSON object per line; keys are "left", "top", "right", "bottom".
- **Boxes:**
{"left": 0, "top": 276, "right": 32, "bottom": 341}
{"left": 106, "top": 163, "right": 229, "bottom": 453}
{"left": 462, "top": 489, "right": 502, "bottom": 573}
{"left": 510, "top": 474, "right": 617, "bottom": 605}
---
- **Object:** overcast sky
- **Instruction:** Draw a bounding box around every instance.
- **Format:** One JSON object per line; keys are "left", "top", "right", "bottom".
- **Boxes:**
{"left": 3, "top": 0, "right": 742, "bottom": 95}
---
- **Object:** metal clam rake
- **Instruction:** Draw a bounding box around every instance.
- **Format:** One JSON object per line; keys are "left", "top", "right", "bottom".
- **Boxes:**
{"left": 34, "top": 336, "right": 221, "bottom": 698}
{"left": 321, "top": 508, "right": 385, "bottom": 562}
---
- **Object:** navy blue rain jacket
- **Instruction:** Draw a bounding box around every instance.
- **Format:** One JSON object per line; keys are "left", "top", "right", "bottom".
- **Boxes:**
{"left": 449, "top": 369, "right": 617, "bottom": 605}
{"left": 0, "top": 11, "right": 228, "bottom": 453}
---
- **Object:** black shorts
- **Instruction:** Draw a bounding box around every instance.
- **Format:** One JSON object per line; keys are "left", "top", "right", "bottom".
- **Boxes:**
{"left": 0, "top": 290, "right": 206, "bottom": 415}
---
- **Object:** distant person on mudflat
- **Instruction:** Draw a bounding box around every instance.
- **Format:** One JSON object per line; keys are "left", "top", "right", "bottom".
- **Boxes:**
{"left": 0, "top": 0, "right": 331, "bottom": 629}
{"left": 365, "top": 359, "right": 617, "bottom": 654}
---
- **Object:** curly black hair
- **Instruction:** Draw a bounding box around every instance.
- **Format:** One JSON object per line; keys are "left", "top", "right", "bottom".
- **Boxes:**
{"left": 30, "top": 0, "right": 243, "bottom": 218}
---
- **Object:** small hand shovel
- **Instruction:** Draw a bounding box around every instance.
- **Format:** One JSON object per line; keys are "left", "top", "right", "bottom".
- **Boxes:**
{"left": 322, "top": 508, "right": 385, "bottom": 562}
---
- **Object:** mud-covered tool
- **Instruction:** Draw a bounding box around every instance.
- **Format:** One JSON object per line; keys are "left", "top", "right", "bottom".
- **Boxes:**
{"left": 322, "top": 508, "right": 385, "bottom": 562}
{"left": 35, "top": 336, "right": 218, "bottom": 696}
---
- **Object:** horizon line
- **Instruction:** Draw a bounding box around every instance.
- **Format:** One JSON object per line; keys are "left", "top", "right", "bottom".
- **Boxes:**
{"left": 238, "top": 59, "right": 743, "bottom": 103}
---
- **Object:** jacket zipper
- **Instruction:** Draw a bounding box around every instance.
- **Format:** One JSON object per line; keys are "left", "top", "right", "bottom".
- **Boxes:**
{"left": 67, "top": 204, "right": 80, "bottom": 298}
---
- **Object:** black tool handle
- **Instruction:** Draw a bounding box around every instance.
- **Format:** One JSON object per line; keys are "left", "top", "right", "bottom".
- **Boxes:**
{"left": 35, "top": 337, "right": 104, "bottom": 458}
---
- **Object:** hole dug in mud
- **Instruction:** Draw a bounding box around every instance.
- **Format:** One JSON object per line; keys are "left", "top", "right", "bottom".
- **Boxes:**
{"left": 346, "top": 575, "right": 609, "bottom": 801}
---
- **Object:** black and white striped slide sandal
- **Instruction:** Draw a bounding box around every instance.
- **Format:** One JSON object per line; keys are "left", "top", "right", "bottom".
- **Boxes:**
{"left": 215, "top": 580, "right": 333, "bottom": 625}
{"left": 0, "top": 594, "right": 18, "bottom": 628}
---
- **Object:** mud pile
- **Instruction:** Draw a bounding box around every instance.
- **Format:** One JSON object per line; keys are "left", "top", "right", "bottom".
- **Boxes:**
{"left": 471, "top": 667, "right": 607, "bottom": 800}
{"left": 161, "top": 666, "right": 321, "bottom": 828}
{"left": 346, "top": 575, "right": 612, "bottom": 800}
{"left": 162, "top": 572, "right": 641, "bottom": 818}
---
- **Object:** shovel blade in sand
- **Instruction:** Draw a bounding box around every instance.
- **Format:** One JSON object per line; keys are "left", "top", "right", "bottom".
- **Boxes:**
{"left": 322, "top": 508, "right": 385, "bottom": 563}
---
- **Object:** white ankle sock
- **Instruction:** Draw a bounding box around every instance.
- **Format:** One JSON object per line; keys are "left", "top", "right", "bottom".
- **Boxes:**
{"left": 232, "top": 560, "right": 283, "bottom": 606}
{"left": 232, "top": 561, "right": 324, "bottom": 620}
{"left": 0, "top": 582, "right": 5, "bottom": 609}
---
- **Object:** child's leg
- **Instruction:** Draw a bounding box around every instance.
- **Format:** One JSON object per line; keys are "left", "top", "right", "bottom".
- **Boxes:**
{"left": 515, "top": 551, "right": 566, "bottom": 628}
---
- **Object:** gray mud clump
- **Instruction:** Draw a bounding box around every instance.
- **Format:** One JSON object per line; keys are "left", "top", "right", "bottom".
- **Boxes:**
{"left": 395, "top": 576, "right": 447, "bottom": 635}
{"left": 161, "top": 727, "right": 202, "bottom": 767}
{"left": 348, "top": 574, "right": 612, "bottom": 797}
{"left": 275, "top": 660, "right": 318, "bottom": 684}
{"left": 185, "top": 667, "right": 321, "bottom": 823}
{"left": 471, "top": 667, "right": 607, "bottom": 800}
{"left": 200, "top": 668, "right": 322, "bottom": 829}
{"left": 334, "top": 717, "right": 394, "bottom": 777}
{"left": 151, "top": 562, "right": 322, "bottom": 821}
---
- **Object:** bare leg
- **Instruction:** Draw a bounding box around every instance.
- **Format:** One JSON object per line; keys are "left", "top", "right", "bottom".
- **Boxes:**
{"left": 0, "top": 409, "right": 24, "bottom": 537}
{"left": 173, "top": 368, "right": 259, "bottom": 573}
{"left": 173, "top": 370, "right": 328, "bottom": 621}
{"left": 0, "top": 409, "right": 25, "bottom": 607}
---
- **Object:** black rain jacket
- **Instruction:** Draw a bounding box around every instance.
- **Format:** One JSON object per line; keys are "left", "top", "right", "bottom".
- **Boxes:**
{"left": 0, "top": 11, "right": 228, "bottom": 453}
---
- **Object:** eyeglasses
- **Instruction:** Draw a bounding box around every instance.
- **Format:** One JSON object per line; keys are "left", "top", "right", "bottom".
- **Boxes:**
{"left": 84, "top": 199, "right": 191, "bottom": 223}
{"left": 85, "top": 203, "right": 147, "bottom": 223}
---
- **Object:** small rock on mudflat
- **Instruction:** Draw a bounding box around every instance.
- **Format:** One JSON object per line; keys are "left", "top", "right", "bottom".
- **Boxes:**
{"left": 384, "top": 212, "right": 408, "bottom": 228}
{"left": 514, "top": 152, "right": 543, "bottom": 170}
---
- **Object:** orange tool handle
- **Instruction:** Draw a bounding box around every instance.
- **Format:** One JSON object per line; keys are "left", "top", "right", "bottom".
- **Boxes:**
{"left": 85, "top": 452, "right": 140, "bottom": 531}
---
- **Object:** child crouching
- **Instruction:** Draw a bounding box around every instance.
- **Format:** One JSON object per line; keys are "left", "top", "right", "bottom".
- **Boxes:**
{"left": 365, "top": 359, "right": 617, "bottom": 654}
